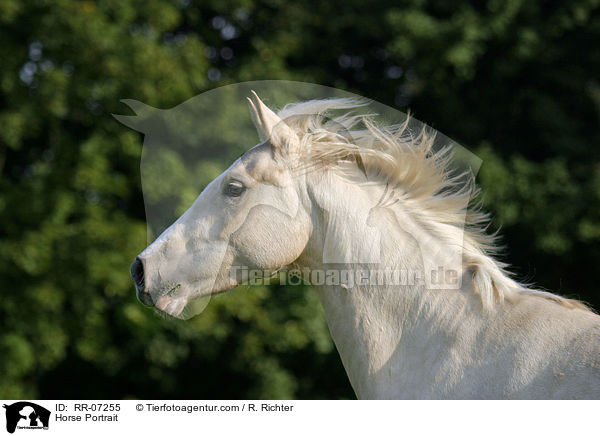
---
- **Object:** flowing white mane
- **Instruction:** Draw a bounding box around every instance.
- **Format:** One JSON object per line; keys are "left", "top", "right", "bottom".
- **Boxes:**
{"left": 274, "top": 98, "right": 589, "bottom": 311}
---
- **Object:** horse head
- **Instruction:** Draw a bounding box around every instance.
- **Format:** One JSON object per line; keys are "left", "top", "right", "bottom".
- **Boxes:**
{"left": 129, "top": 92, "right": 311, "bottom": 318}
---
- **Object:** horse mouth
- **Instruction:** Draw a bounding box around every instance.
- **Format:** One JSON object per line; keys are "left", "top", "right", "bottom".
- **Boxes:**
{"left": 147, "top": 277, "right": 240, "bottom": 319}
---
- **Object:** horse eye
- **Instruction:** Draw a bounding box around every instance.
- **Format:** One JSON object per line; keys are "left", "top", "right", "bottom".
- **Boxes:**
{"left": 226, "top": 180, "right": 245, "bottom": 197}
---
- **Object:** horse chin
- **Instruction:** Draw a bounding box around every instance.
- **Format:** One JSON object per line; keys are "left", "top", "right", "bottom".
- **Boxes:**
{"left": 153, "top": 282, "right": 239, "bottom": 319}
{"left": 155, "top": 295, "right": 188, "bottom": 318}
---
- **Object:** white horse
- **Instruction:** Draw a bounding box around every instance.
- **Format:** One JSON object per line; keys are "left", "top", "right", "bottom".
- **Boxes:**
{"left": 131, "top": 92, "right": 600, "bottom": 399}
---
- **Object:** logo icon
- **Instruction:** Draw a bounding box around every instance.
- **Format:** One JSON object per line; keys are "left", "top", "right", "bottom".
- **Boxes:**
{"left": 3, "top": 402, "right": 50, "bottom": 434}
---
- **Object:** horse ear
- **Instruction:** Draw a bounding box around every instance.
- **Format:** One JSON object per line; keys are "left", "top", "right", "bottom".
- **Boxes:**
{"left": 247, "top": 91, "right": 299, "bottom": 156}
{"left": 246, "top": 91, "right": 273, "bottom": 143}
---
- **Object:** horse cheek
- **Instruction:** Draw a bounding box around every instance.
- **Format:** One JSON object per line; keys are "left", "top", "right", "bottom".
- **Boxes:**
{"left": 229, "top": 206, "right": 308, "bottom": 270}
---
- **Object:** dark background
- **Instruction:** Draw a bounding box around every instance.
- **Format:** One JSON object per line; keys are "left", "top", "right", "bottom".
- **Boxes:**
{"left": 0, "top": 0, "right": 598, "bottom": 399}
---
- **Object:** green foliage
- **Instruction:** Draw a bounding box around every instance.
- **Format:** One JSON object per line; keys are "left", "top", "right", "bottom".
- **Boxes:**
{"left": 0, "top": 0, "right": 598, "bottom": 399}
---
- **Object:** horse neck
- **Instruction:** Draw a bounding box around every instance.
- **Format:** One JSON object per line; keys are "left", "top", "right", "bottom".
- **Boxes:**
{"left": 297, "top": 171, "right": 487, "bottom": 398}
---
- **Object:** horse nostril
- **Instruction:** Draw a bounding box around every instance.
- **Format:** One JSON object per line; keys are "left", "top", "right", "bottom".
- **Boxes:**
{"left": 130, "top": 257, "right": 145, "bottom": 292}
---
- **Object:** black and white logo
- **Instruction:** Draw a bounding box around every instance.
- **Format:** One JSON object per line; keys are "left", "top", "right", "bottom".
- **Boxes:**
{"left": 3, "top": 402, "right": 50, "bottom": 433}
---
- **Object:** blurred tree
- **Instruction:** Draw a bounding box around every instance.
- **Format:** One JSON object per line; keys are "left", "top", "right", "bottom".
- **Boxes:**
{"left": 0, "top": 0, "right": 598, "bottom": 399}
